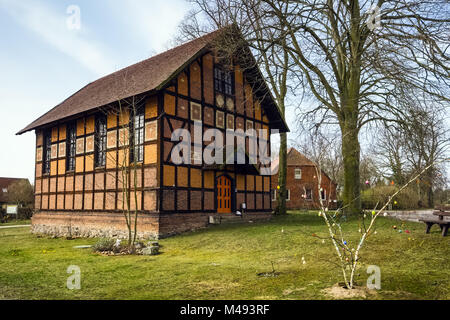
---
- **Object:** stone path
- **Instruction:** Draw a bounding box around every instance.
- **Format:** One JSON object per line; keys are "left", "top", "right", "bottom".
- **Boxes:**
{"left": 0, "top": 225, "right": 31, "bottom": 229}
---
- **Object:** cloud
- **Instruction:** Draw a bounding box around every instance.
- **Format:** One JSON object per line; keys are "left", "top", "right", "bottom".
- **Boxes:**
{"left": 0, "top": 0, "right": 116, "bottom": 76}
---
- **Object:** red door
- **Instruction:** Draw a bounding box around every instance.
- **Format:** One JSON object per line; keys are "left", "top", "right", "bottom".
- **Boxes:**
{"left": 217, "top": 176, "right": 232, "bottom": 213}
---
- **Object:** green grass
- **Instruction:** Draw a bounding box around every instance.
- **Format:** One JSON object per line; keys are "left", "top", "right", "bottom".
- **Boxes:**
{"left": 0, "top": 212, "right": 448, "bottom": 300}
{"left": 0, "top": 219, "right": 31, "bottom": 226}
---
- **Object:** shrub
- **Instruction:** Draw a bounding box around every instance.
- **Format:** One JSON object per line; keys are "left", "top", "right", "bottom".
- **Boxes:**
{"left": 92, "top": 238, "right": 116, "bottom": 252}
{"left": 17, "top": 207, "right": 33, "bottom": 219}
{"left": 0, "top": 208, "right": 7, "bottom": 223}
{"left": 362, "top": 185, "right": 421, "bottom": 210}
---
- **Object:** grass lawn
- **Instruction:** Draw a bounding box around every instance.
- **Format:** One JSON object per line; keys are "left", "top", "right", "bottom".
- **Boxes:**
{"left": 0, "top": 211, "right": 448, "bottom": 300}
{"left": 0, "top": 219, "right": 31, "bottom": 226}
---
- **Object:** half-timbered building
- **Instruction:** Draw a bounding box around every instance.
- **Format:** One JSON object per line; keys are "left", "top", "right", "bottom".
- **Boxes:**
{"left": 17, "top": 28, "right": 289, "bottom": 239}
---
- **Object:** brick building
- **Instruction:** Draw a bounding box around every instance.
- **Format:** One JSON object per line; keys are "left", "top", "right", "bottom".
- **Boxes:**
{"left": 0, "top": 178, "right": 30, "bottom": 209}
{"left": 271, "top": 148, "right": 337, "bottom": 210}
{"left": 17, "top": 28, "right": 289, "bottom": 239}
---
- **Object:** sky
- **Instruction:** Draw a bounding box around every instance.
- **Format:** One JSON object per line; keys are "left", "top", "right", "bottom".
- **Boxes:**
{"left": 0, "top": 0, "right": 191, "bottom": 183}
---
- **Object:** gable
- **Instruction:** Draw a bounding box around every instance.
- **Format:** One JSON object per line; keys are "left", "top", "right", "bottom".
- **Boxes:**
{"left": 18, "top": 28, "right": 288, "bottom": 136}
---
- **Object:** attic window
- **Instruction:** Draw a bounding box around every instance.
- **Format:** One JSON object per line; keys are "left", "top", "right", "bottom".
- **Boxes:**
{"left": 214, "top": 66, "right": 234, "bottom": 96}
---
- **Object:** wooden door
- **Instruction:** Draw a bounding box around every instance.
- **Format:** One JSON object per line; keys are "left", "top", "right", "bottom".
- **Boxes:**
{"left": 217, "top": 176, "right": 232, "bottom": 213}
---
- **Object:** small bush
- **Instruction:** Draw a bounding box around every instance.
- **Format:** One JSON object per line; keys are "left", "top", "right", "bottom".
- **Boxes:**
{"left": 0, "top": 208, "right": 6, "bottom": 223}
{"left": 92, "top": 238, "right": 116, "bottom": 252}
{"left": 18, "top": 207, "right": 33, "bottom": 219}
{"left": 362, "top": 185, "right": 422, "bottom": 210}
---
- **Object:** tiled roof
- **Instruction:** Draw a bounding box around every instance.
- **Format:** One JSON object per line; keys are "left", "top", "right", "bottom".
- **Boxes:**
{"left": 0, "top": 178, "right": 30, "bottom": 203}
{"left": 18, "top": 27, "right": 289, "bottom": 135}
{"left": 17, "top": 29, "right": 222, "bottom": 135}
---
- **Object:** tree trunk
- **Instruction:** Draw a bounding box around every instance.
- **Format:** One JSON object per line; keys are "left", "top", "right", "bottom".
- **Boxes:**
{"left": 427, "top": 185, "right": 434, "bottom": 208}
{"left": 277, "top": 132, "right": 288, "bottom": 215}
{"left": 341, "top": 121, "right": 361, "bottom": 215}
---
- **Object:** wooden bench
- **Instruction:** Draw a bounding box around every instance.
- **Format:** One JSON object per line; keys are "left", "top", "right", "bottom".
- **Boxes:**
{"left": 419, "top": 206, "right": 450, "bottom": 237}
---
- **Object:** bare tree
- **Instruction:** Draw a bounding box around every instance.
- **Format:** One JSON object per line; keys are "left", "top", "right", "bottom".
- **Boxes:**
{"left": 100, "top": 96, "right": 146, "bottom": 251}
{"left": 6, "top": 180, "right": 34, "bottom": 208}
{"left": 306, "top": 128, "right": 447, "bottom": 289}
{"left": 183, "top": 0, "right": 450, "bottom": 215}
{"left": 375, "top": 104, "right": 450, "bottom": 207}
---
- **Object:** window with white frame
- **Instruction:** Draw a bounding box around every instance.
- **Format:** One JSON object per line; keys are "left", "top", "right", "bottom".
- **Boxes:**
{"left": 294, "top": 168, "right": 302, "bottom": 179}
{"left": 320, "top": 189, "right": 327, "bottom": 201}
{"left": 286, "top": 189, "right": 290, "bottom": 201}
{"left": 272, "top": 189, "right": 277, "bottom": 201}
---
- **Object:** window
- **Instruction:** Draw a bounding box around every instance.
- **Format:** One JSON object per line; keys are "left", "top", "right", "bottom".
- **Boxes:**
{"left": 66, "top": 123, "right": 76, "bottom": 171}
{"left": 2, "top": 188, "right": 7, "bottom": 193}
{"left": 43, "top": 131, "right": 52, "bottom": 174}
{"left": 295, "top": 168, "right": 302, "bottom": 179}
{"left": 131, "top": 108, "right": 144, "bottom": 163}
{"left": 95, "top": 115, "right": 107, "bottom": 167}
{"left": 272, "top": 189, "right": 277, "bottom": 201}
{"left": 305, "top": 188, "right": 313, "bottom": 200}
{"left": 321, "top": 189, "right": 327, "bottom": 201}
{"left": 214, "top": 66, "right": 234, "bottom": 96}
{"left": 286, "top": 189, "right": 291, "bottom": 201}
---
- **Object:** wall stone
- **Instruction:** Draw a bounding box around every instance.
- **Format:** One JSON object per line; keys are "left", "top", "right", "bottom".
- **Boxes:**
{"left": 32, "top": 210, "right": 273, "bottom": 240}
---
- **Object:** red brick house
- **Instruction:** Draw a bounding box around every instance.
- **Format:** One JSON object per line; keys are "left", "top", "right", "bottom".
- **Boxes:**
{"left": 17, "top": 28, "right": 289, "bottom": 239}
{"left": 271, "top": 148, "right": 337, "bottom": 210}
{"left": 0, "top": 178, "right": 31, "bottom": 209}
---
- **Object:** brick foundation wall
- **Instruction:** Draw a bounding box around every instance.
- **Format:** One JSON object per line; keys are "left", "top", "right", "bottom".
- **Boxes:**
{"left": 158, "top": 211, "right": 273, "bottom": 238}
{"left": 32, "top": 210, "right": 273, "bottom": 239}
{"left": 31, "top": 211, "right": 159, "bottom": 240}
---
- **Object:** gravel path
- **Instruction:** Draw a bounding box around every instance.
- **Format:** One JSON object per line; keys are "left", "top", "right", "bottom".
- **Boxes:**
{"left": 383, "top": 210, "right": 449, "bottom": 222}
{"left": 0, "top": 225, "right": 31, "bottom": 229}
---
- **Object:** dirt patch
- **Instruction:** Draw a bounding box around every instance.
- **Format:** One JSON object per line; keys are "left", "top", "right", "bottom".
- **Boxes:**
{"left": 322, "top": 283, "right": 377, "bottom": 299}
{"left": 283, "top": 287, "right": 306, "bottom": 296}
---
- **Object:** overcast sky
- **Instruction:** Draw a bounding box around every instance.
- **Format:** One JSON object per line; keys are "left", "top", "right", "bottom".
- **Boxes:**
{"left": 0, "top": 0, "right": 191, "bottom": 182}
